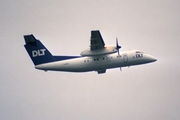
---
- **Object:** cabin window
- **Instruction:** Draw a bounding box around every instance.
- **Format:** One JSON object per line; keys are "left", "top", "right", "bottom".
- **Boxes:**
{"left": 84, "top": 60, "right": 90, "bottom": 62}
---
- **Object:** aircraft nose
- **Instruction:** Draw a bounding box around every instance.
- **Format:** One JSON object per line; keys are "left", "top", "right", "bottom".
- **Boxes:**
{"left": 146, "top": 54, "right": 157, "bottom": 62}
{"left": 150, "top": 57, "right": 157, "bottom": 62}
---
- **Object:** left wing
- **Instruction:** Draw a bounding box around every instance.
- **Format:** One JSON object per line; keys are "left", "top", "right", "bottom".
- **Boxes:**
{"left": 90, "top": 30, "right": 105, "bottom": 50}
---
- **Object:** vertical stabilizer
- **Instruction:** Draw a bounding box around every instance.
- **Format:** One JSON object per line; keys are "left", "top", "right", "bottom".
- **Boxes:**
{"left": 24, "top": 34, "right": 56, "bottom": 65}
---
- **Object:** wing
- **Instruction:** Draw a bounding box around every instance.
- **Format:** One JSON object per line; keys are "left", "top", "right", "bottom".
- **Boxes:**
{"left": 90, "top": 30, "right": 105, "bottom": 50}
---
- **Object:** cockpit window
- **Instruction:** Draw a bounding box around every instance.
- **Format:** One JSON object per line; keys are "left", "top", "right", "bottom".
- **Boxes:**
{"left": 135, "top": 51, "right": 144, "bottom": 58}
{"left": 136, "top": 51, "right": 143, "bottom": 54}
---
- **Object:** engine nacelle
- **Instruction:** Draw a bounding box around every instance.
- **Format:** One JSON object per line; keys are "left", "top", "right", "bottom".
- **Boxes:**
{"left": 80, "top": 46, "right": 117, "bottom": 56}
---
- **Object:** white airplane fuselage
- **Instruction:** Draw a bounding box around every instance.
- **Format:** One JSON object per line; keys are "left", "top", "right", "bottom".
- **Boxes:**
{"left": 35, "top": 50, "right": 156, "bottom": 73}
{"left": 24, "top": 31, "right": 157, "bottom": 74}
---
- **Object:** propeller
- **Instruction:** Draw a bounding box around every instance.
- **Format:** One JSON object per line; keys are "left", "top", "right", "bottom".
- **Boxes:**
{"left": 116, "top": 38, "right": 121, "bottom": 55}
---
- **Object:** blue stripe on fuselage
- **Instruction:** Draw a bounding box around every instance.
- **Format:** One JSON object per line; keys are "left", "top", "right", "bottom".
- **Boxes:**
{"left": 53, "top": 56, "right": 82, "bottom": 61}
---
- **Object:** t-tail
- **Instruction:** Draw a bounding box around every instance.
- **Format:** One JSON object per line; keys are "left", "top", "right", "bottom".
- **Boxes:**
{"left": 24, "top": 34, "right": 56, "bottom": 65}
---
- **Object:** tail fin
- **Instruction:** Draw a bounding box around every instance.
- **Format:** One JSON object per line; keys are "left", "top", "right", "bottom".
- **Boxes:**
{"left": 24, "top": 34, "right": 56, "bottom": 65}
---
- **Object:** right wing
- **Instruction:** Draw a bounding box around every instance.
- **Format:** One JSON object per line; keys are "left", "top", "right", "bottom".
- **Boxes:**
{"left": 90, "top": 30, "right": 105, "bottom": 50}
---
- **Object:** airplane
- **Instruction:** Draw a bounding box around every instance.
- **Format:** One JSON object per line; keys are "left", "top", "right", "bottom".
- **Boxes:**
{"left": 24, "top": 30, "right": 157, "bottom": 74}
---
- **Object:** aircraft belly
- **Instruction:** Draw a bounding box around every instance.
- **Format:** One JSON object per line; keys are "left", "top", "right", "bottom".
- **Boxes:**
{"left": 35, "top": 59, "right": 93, "bottom": 72}
{"left": 55, "top": 60, "right": 118, "bottom": 72}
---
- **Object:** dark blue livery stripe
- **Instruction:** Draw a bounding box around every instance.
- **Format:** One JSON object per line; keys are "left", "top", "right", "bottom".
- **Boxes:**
{"left": 53, "top": 56, "right": 82, "bottom": 61}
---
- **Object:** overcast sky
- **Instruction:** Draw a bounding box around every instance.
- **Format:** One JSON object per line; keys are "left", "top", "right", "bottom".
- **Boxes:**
{"left": 1, "top": 0, "right": 180, "bottom": 120}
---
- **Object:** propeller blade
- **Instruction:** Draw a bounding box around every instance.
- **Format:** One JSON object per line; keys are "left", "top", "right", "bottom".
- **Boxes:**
{"left": 116, "top": 38, "right": 121, "bottom": 55}
{"left": 116, "top": 38, "right": 121, "bottom": 49}
{"left": 117, "top": 48, "right": 120, "bottom": 55}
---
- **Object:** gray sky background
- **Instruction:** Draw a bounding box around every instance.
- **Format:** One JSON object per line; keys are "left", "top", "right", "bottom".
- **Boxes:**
{"left": 1, "top": 0, "right": 180, "bottom": 120}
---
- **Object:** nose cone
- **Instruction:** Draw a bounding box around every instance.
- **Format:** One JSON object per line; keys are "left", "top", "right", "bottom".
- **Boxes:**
{"left": 146, "top": 54, "right": 157, "bottom": 63}
{"left": 151, "top": 57, "right": 157, "bottom": 62}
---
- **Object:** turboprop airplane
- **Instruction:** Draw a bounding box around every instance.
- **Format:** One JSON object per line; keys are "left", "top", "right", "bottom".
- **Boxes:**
{"left": 24, "top": 30, "right": 157, "bottom": 74}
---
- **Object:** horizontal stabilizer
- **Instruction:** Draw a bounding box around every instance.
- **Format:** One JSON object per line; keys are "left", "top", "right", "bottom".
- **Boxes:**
{"left": 24, "top": 34, "right": 37, "bottom": 44}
